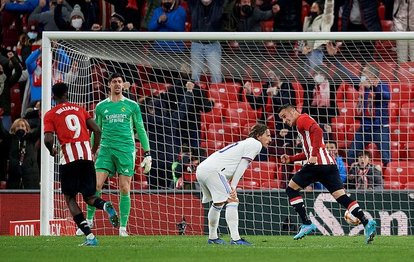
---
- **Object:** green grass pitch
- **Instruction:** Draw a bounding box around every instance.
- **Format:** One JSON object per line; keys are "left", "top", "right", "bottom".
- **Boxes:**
{"left": 1, "top": 235, "right": 413, "bottom": 262}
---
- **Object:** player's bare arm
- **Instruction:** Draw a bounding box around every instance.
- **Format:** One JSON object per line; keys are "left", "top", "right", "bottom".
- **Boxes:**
{"left": 44, "top": 132, "right": 57, "bottom": 156}
{"left": 86, "top": 118, "right": 102, "bottom": 154}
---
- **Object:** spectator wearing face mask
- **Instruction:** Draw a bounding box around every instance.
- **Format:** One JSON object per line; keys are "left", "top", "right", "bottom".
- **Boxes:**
{"left": 109, "top": 12, "right": 136, "bottom": 31}
{"left": 0, "top": 118, "right": 40, "bottom": 189}
{"left": 26, "top": 22, "right": 42, "bottom": 51}
{"left": 300, "top": 0, "right": 334, "bottom": 72}
{"left": 223, "top": 0, "right": 279, "bottom": 32}
{"left": 148, "top": 0, "right": 186, "bottom": 53}
{"left": 54, "top": 1, "right": 85, "bottom": 31}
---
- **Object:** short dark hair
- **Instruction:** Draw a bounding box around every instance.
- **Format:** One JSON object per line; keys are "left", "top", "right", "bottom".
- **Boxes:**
{"left": 52, "top": 82, "right": 68, "bottom": 99}
{"left": 108, "top": 72, "right": 124, "bottom": 82}
{"left": 326, "top": 141, "right": 337, "bottom": 147}
{"left": 248, "top": 123, "right": 268, "bottom": 139}
{"left": 358, "top": 150, "right": 371, "bottom": 158}
{"left": 277, "top": 104, "right": 295, "bottom": 114}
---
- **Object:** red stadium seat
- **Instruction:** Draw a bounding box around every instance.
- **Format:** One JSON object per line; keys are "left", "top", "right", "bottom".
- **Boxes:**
{"left": 388, "top": 102, "right": 399, "bottom": 123}
{"left": 240, "top": 122, "right": 259, "bottom": 139}
{"left": 200, "top": 140, "right": 226, "bottom": 156}
{"left": 399, "top": 103, "right": 414, "bottom": 123}
{"left": 238, "top": 180, "right": 261, "bottom": 190}
{"left": 225, "top": 102, "right": 258, "bottom": 127}
{"left": 396, "top": 62, "right": 414, "bottom": 83}
{"left": 291, "top": 82, "right": 304, "bottom": 113}
{"left": 405, "top": 181, "right": 414, "bottom": 189}
{"left": 383, "top": 161, "right": 414, "bottom": 184}
{"left": 338, "top": 101, "right": 359, "bottom": 118}
{"left": 336, "top": 82, "right": 359, "bottom": 109}
{"left": 261, "top": 20, "right": 274, "bottom": 32}
{"left": 141, "top": 82, "right": 171, "bottom": 97}
{"left": 244, "top": 161, "right": 277, "bottom": 186}
{"left": 389, "top": 83, "right": 412, "bottom": 107}
{"left": 206, "top": 123, "right": 240, "bottom": 143}
{"left": 200, "top": 102, "right": 225, "bottom": 127}
{"left": 378, "top": 3, "right": 385, "bottom": 20}
{"left": 330, "top": 116, "right": 361, "bottom": 149}
{"left": 261, "top": 180, "right": 281, "bottom": 189}
{"left": 208, "top": 82, "right": 241, "bottom": 107}
{"left": 383, "top": 180, "right": 405, "bottom": 190}
{"left": 404, "top": 142, "right": 414, "bottom": 161}
{"left": 381, "top": 20, "right": 393, "bottom": 32}
{"left": 390, "top": 122, "right": 414, "bottom": 143}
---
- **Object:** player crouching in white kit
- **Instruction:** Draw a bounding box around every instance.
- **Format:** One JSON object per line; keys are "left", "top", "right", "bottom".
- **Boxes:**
{"left": 196, "top": 124, "right": 271, "bottom": 245}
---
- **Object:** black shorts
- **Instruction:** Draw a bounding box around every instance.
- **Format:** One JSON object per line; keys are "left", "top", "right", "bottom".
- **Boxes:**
{"left": 291, "top": 164, "right": 344, "bottom": 193}
{"left": 60, "top": 160, "right": 97, "bottom": 198}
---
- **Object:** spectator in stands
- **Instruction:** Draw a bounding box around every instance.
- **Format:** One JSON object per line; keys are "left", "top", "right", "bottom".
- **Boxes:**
{"left": 340, "top": 0, "right": 382, "bottom": 61}
{"left": 392, "top": 0, "right": 414, "bottom": 63}
{"left": 0, "top": 118, "right": 40, "bottom": 189}
{"left": 104, "top": 0, "right": 144, "bottom": 31}
{"left": 272, "top": 0, "right": 302, "bottom": 32}
{"left": 16, "top": 33, "right": 33, "bottom": 67}
{"left": 161, "top": 75, "right": 214, "bottom": 150}
{"left": 108, "top": 12, "right": 136, "bottom": 31}
{"left": 301, "top": 0, "right": 334, "bottom": 72}
{"left": 306, "top": 66, "right": 337, "bottom": 127}
{"left": 314, "top": 141, "right": 347, "bottom": 190}
{"left": 347, "top": 150, "right": 384, "bottom": 190}
{"left": 28, "top": 0, "right": 72, "bottom": 31}
{"left": 27, "top": 22, "right": 43, "bottom": 51}
{"left": 223, "top": 0, "right": 279, "bottom": 32}
{"left": 55, "top": 1, "right": 86, "bottom": 31}
{"left": 2, "top": 0, "right": 50, "bottom": 14}
{"left": 347, "top": 64, "right": 391, "bottom": 167}
{"left": 148, "top": 0, "right": 187, "bottom": 53}
{"left": 0, "top": 51, "right": 23, "bottom": 131}
{"left": 188, "top": 0, "right": 224, "bottom": 83}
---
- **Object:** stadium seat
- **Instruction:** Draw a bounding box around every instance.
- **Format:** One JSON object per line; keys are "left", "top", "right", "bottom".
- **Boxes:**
{"left": 378, "top": 3, "right": 385, "bottom": 20}
{"left": 183, "top": 172, "right": 197, "bottom": 183}
{"left": 340, "top": 61, "right": 362, "bottom": 77}
{"left": 225, "top": 102, "right": 258, "bottom": 127}
{"left": 244, "top": 161, "right": 277, "bottom": 186}
{"left": 291, "top": 82, "right": 304, "bottom": 113}
{"left": 383, "top": 161, "right": 414, "bottom": 184}
{"left": 265, "top": 114, "right": 276, "bottom": 135}
{"left": 390, "top": 141, "right": 406, "bottom": 162}
{"left": 396, "top": 62, "right": 414, "bottom": 83}
{"left": 405, "top": 181, "right": 414, "bottom": 189}
{"left": 365, "top": 143, "right": 382, "bottom": 162}
{"left": 206, "top": 122, "right": 240, "bottom": 143}
{"left": 238, "top": 179, "right": 261, "bottom": 190}
{"left": 388, "top": 102, "right": 399, "bottom": 123}
{"left": 383, "top": 180, "right": 405, "bottom": 190}
{"left": 240, "top": 122, "right": 259, "bottom": 138}
{"left": 141, "top": 82, "right": 171, "bottom": 97}
{"left": 261, "top": 19, "right": 274, "bottom": 32}
{"left": 390, "top": 122, "right": 414, "bottom": 144}
{"left": 200, "top": 102, "right": 225, "bottom": 127}
{"left": 335, "top": 82, "right": 359, "bottom": 109}
{"left": 338, "top": 101, "right": 359, "bottom": 118}
{"left": 389, "top": 83, "right": 412, "bottom": 107}
{"left": 330, "top": 116, "right": 361, "bottom": 149}
{"left": 301, "top": 1, "right": 310, "bottom": 25}
{"left": 399, "top": 103, "right": 414, "bottom": 123}
{"left": 208, "top": 82, "right": 241, "bottom": 107}
{"left": 375, "top": 40, "right": 397, "bottom": 62}
{"left": 200, "top": 140, "right": 226, "bottom": 156}
{"left": 369, "top": 62, "right": 396, "bottom": 82}
{"left": 404, "top": 142, "right": 414, "bottom": 160}
{"left": 261, "top": 180, "right": 281, "bottom": 189}
{"left": 381, "top": 20, "right": 393, "bottom": 32}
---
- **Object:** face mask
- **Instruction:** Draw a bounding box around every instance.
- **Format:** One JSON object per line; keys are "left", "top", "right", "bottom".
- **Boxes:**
{"left": 110, "top": 21, "right": 119, "bottom": 31}
{"left": 241, "top": 5, "right": 253, "bottom": 16}
{"left": 310, "top": 12, "right": 318, "bottom": 19}
{"left": 15, "top": 129, "right": 26, "bottom": 140}
{"left": 201, "top": 0, "right": 212, "bottom": 6}
{"left": 314, "top": 74, "right": 325, "bottom": 84}
{"left": 71, "top": 18, "right": 83, "bottom": 29}
{"left": 27, "top": 32, "right": 38, "bottom": 40}
{"left": 360, "top": 75, "right": 367, "bottom": 82}
{"left": 163, "top": 2, "right": 173, "bottom": 10}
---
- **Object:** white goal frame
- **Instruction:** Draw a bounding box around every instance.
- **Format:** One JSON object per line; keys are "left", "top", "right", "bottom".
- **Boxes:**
{"left": 40, "top": 31, "right": 414, "bottom": 235}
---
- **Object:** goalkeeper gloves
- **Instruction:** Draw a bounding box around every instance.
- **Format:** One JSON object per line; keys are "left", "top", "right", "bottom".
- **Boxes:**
{"left": 140, "top": 151, "right": 152, "bottom": 174}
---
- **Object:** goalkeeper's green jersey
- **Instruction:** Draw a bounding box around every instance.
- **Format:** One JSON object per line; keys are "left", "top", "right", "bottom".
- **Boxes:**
{"left": 95, "top": 97, "right": 150, "bottom": 152}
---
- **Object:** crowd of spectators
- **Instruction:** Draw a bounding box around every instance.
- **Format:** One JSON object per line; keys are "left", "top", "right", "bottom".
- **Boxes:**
{"left": 0, "top": 0, "right": 408, "bottom": 190}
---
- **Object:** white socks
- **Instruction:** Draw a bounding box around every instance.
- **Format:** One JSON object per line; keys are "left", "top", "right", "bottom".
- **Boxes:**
{"left": 225, "top": 202, "right": 240, "bottom": 241}
{"left": 208, "top": 204, "right": 223, "bottom": 239}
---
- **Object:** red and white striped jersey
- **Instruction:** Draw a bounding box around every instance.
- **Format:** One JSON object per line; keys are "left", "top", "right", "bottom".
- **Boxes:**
{"left": 295, "top": 113, "right": 335, "bottom": 165}
{"left": 44, "top": 102, "right": 93, "bottom": 165}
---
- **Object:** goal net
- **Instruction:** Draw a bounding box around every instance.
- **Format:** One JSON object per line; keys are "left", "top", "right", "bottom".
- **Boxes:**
{"left": 40, "top": 32, "right": 414, "bottom": 236}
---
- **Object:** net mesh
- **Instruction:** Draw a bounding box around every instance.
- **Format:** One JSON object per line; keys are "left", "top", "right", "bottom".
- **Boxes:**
{"left": 44, "top": 34, "right": 414, "bottom": 236}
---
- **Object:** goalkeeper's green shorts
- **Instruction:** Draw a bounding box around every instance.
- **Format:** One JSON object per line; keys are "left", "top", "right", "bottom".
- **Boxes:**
{"left": 95, "top": 146, "right": 136, "bottom": 177}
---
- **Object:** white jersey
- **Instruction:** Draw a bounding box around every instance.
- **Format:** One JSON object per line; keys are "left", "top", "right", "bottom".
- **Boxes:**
{"left": 198, "top": 138, "right": 262, "bottom": 180}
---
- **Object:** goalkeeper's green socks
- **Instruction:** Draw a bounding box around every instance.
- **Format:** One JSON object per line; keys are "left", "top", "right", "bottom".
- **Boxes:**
{"left": 86, "top": 191, "right": 102, "bottom": 223}
{"left": 119, "top": 193, "right": 131, "bottom": 227}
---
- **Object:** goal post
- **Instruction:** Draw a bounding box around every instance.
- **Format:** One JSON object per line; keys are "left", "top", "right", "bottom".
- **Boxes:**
{"left": 40, "top": 31, "right": 414, "bottom": 236}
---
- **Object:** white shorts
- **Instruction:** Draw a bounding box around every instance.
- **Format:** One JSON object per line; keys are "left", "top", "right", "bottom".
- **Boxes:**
{"left": 196, "top": 167, "right": 232, "bottom": 204}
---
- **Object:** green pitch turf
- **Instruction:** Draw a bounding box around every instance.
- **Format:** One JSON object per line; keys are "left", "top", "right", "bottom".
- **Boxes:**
{"left": 1, "top": 235, "right": 413, "bottom": 262}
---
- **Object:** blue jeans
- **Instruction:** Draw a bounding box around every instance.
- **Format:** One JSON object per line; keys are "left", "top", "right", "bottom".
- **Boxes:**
{"left": 306, "top": 49, "right": 324, "bottom": 71}
{"left": 191, "top": 41, "right": 222, "bottom": 83}
{"left": 347, "top": 125, "right": 391, "bottom": 166}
